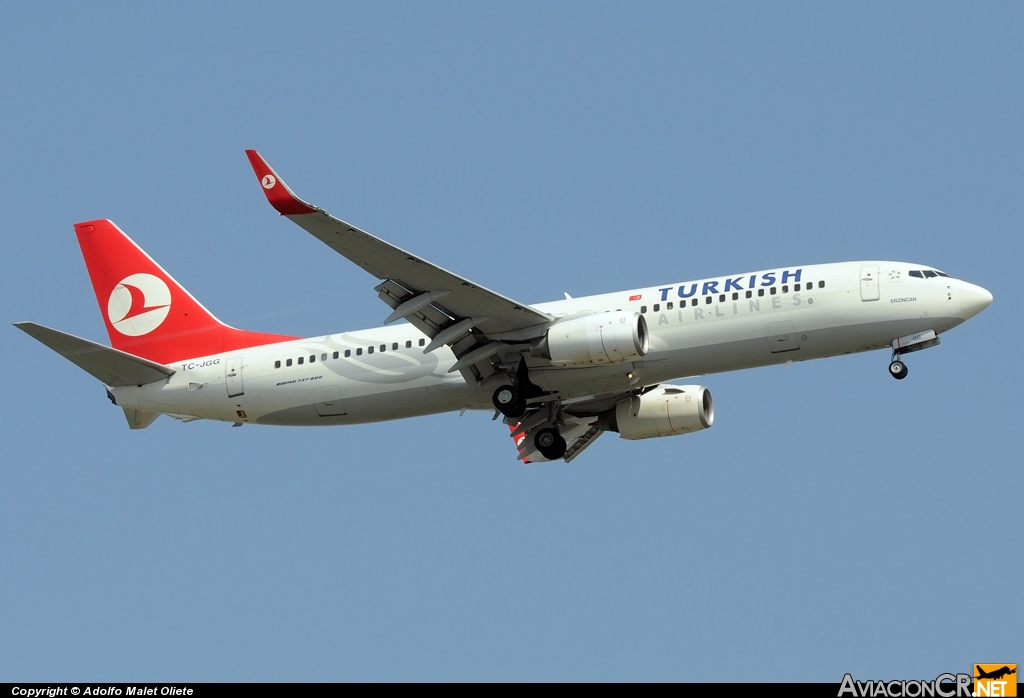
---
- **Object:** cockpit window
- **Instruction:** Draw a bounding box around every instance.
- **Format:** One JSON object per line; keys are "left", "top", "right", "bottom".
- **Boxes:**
{"left": 935, "top": 271, "right": 949, "bottom": 278}
{"left": 924, "top": 270, "right": 938, "bottom": 278}
{"left": 908, "top": 270, "right": 923, "bottom": 278}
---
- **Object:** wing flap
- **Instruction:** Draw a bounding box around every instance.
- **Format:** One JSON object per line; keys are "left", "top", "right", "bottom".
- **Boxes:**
{"left": 15, "top": 322, "right": 175, "bottom": 387}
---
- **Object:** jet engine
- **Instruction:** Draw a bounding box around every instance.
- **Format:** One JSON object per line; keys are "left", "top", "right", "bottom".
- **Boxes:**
{"left": 598, "top": 384, "right": 714, "bottom": 439}
{"left": 531, "top": 312, "right": 648, "bottom": 367}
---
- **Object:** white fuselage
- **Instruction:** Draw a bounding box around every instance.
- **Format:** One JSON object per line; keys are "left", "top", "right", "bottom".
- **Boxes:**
{"left": 110, "top": 261, "right": 991, "bottom": 426}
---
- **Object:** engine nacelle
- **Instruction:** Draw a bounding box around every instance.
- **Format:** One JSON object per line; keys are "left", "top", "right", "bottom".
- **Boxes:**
{"left": 599, "top": 385, "right": 714, "bottom": 440}
{"left": 532, "top": 312, "right": 648, "bottom": 367}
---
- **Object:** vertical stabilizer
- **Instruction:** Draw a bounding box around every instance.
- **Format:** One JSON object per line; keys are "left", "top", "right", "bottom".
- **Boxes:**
{"left": 75, "top": 220, "right": 296, "bottom": 364}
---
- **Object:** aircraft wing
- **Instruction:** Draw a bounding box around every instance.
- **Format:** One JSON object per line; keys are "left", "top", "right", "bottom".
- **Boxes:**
{"left": 245, "top": 151, "right": 553, "bottom": 354}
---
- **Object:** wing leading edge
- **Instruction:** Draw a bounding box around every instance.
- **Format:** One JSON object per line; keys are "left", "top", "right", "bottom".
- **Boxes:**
{"left": 244, "top": 151, "right": 553, "bottom": 371}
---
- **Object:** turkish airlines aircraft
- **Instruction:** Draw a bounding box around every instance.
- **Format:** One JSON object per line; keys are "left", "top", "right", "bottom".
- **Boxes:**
{"left": 16, "top": 151, "right": 994, "bottom": 462}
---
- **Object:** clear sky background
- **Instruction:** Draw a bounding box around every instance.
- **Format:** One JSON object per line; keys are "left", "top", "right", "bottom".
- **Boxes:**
{"left": 1, "top": 2, "right": 1020, "bottom": 682}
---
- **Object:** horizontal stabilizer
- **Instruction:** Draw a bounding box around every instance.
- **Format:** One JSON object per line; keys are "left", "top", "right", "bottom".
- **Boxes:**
{"left": 14, "top": 322, "right": 175, "bottom": 387}
{"left": 122, "top": 407, "right": 161, "bottom": 429}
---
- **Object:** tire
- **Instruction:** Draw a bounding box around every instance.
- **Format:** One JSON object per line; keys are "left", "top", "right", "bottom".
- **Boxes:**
{"left": 889, "top": 361, "right": 908, "bottom": 380}
{"left": 492, "top": 385, "right": 525, "bottom": 418}
{"left": 534, "top": 427, "right": 567, "bottom": 460}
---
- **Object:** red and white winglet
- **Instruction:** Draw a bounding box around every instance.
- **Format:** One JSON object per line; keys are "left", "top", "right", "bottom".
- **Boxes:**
{"left": 244, "top": 150, "right": 319, "bottom": 216}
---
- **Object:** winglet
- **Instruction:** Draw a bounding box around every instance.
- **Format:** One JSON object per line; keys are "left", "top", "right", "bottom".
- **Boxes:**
{"left": 245, "top": 150, "right": 318, "bottom": 215}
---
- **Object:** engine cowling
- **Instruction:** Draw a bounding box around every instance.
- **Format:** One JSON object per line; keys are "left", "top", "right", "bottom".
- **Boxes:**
{"left": 532, "top": 312, "right": 648, "bottom": 367}
{"left": 599, "top": 385, "right": 714, "bottom": 439}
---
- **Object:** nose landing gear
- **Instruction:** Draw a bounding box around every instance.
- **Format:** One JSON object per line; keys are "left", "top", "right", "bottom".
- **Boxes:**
{"left": 888, "top": 345, "right": 909, "bottom": 380}
{"left": 888, "top": 359, "right": 908, "bottom": 380}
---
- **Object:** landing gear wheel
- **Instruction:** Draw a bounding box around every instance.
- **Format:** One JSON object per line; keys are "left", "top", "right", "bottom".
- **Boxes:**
{"left": 534, "top": 427, "right": 567, "bottom": 460}
{"left": 492, "top": 384, "right": 526, "bottom": 418}
{"left": 889, "top": 360, "right": 908, "bottom": 380}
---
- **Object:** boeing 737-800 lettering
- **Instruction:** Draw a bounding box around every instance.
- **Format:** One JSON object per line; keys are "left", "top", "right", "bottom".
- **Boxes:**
{"left": 15, "top": 151, "right": 993, "bottom": 462}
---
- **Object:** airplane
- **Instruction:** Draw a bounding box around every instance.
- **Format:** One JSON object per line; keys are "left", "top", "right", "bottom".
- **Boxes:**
{"left": 976, "top": 666, "right": 1016, "bottom": 681}
{"left": 15, "top": 150, "right": 994, "bottom": 462}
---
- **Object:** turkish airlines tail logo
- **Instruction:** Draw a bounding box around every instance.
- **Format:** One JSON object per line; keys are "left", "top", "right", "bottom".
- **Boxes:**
{"left": 75, "top": 218, "right": 298, "bottom": 364}
{"left": 107, "top": 273, "right": 171, "bottom": 336}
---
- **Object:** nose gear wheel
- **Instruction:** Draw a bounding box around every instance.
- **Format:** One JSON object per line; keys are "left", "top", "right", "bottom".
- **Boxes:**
{"left": 888, "top": 360, "right": 908, "bottom": 380}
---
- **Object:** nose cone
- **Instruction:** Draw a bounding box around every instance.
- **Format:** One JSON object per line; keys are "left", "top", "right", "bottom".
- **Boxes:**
{"left": 959, "top": 282, "right": 993, "bottom": 320}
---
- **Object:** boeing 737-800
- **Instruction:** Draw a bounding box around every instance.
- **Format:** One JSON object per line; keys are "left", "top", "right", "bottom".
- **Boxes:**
{"left": 15, "top": 151, "right": 994, "bottom": 462}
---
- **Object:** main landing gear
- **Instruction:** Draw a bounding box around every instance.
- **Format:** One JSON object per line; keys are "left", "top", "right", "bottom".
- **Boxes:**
{"left": 534, "top": 427, "right": 567, "bottom": 460}
{"left": 492, "top": 384, "right": 526, "bottom": 418}
{"left": 492, "top": 357, "right": 566, "bottom": 460}
{"left": 492, "top": 357, "right": 542, "bottom": 419}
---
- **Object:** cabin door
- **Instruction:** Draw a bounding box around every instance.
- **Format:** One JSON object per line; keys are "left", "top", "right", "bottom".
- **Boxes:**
{"left": 860, "top": 265, "right": 880, "bottom": 301}
{"left": 225, "top": 357, "right": 244, "bottom": 398}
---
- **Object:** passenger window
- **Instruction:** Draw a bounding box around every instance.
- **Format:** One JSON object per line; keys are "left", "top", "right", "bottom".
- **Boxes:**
{"left": 782, "top": 285, "right": 788, "bottom": 293}
{"left": 368, "top": 346, "right": 374, "bottom": 354}
{"left": 309, "top": 355, "right": 315, "bottom": 363}
{"left": 653, "top": 304, "right": 660, "bottom": 312}
{"left": 321, "top": 353, "right": 328, "bottom": 361}
{"left": 758, "top": 289, "right": 765, "bottom": 297}
{"left": 718, "top": 294, "right": 725, "bottom": 303}
{"left": 666, "top": 302, "right": 673, "bottom": 310}
{"left": 392, "top": 343, "right": 398, "bottom": 350}
{"left": 286, "top": 359, "right": 292, "bottom": 367}
{"left": 770, "top": 287, "right": 777, "bottom": 295}
{"left": 333, "top": 351, "right": 339, "bottom": 359}
{"left": 924, "top": 270, "right": 937, "bottom": 278}
{"left": 705, "top": 296, "right": 712, "bottom": 304}
{"left": 418, "top": 338, "right": 425, "bottom": 346}
{"left": 732, "top": 292, "right": 738, "bottom": 301}
{"left": 691, "top": 298, "right": 698, "bottom": 307}
{"left": 818, "top": 281, "right": 825, "bottom": 288}
{"left": 274, "top": 360, "right": 281, "bottom": 369}
{"left": 641, "top": 305, "right": 647, "bottom": 313}
{"left": 344, "top": 350, "right": 351, "bottom": 358}
{"left": 794, "top": 283, "right": 801, "bottom": 292}
{"left": 356, "top": 348, "right": 362, "bottom": 356}
{"left": 298, "top": 357, "right": 304, "bottom": 365}
{"left": 405, "top": 340, "right": 412, "bottom": 349}
{"left": 745, "top": 291, "right": 752, "bottom": 299}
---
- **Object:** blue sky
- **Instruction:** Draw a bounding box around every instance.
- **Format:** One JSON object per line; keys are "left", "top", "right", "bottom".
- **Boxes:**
{"left": 1, "top": 2, "right": 1020, "bottom": 681}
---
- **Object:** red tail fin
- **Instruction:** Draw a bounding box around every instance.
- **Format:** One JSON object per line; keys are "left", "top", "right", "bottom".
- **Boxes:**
{"left": 75, "top": 219, "right": 297, "bottom": 364}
